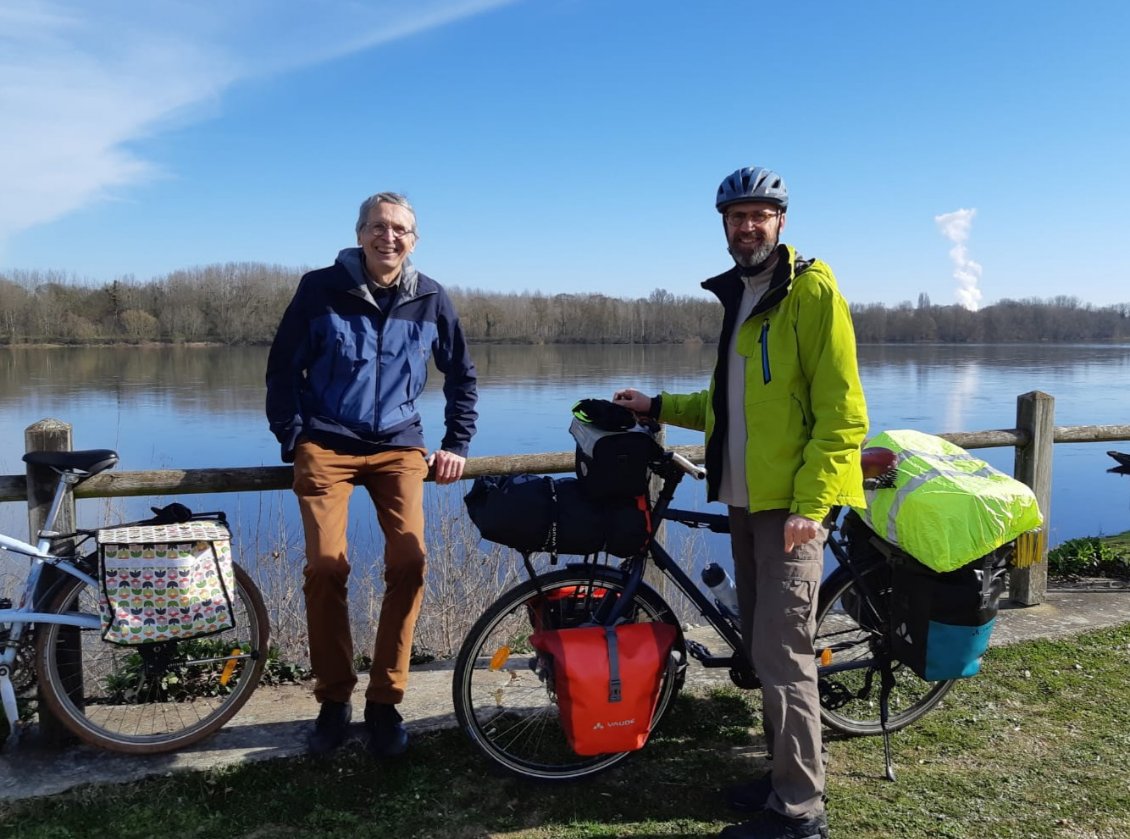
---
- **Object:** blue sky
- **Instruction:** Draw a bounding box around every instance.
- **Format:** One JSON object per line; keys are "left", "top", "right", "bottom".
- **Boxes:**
{"left": 2, "top": 0, "right": 1128, "bottom": 309}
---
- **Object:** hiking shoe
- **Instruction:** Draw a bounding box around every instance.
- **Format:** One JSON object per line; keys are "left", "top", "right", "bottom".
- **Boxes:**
{"left": 307, "top": 700, "right": 352, "bottom": 755}
{"left": 718, "top": 809, "right": 828, "bottom": 839}
{"left": 725, "top": 772, "right": 773, "bottom": 813}
{"left": 364, "top": 702, "right": 409, "bottom": 758}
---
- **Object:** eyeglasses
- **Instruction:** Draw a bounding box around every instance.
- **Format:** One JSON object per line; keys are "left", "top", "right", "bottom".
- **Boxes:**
{"left": 364, "top": 222, "right": 416, "bottom": 240}
{"left": 724, "top": 209, "right": 781, "bottom": 228}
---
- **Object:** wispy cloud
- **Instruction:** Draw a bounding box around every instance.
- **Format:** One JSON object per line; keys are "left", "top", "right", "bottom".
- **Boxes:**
{"left": 0, "top": 0, "right": 516, "bottom": 246}
{"left": 934, "top": 208, "right": 983, "bottom": 311}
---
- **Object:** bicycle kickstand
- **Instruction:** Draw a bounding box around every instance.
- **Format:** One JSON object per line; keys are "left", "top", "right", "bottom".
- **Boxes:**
{"left": 878, "top": 664, "right": 896, "bottom": 782}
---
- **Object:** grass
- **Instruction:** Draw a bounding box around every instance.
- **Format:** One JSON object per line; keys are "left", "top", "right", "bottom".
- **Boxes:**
{"left": 3, "top": 623, "right": 1129, "bottom": 839}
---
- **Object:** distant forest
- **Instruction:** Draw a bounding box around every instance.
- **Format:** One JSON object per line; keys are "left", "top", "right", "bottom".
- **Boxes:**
{"left": 2, "top": 265, "right": 1128, "bottom": 346}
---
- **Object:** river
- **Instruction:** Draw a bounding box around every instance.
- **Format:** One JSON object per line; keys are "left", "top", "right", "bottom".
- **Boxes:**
{"left": 1, "top": 343, "right": 1128, "bottom": 563}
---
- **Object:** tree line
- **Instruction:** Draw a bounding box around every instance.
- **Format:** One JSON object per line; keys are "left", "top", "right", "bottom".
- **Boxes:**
{"left": 1, "top": 266, "right": 1127, "bottom": 346}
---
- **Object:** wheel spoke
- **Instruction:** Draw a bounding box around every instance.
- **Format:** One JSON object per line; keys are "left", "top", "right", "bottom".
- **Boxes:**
{"left": 36, "top": 564, "right": 269, "bottom": 753}
{"left": 816, "top": 565, "right": 954, "bottom": 735}
{"left": 453, "top": 569, "right": 682, "bottom": 781}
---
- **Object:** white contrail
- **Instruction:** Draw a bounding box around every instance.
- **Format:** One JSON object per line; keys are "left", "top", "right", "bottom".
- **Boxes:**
{"left": 934, "top": 208, "right": 983, "bottom": 311}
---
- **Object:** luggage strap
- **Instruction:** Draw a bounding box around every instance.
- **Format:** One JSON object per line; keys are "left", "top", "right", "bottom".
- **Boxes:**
{"left": 605, "top": 626, "right": 622, "bottom": 703}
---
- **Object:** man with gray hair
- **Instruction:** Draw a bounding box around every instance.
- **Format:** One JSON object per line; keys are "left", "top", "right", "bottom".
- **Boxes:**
{"left": 266, "top": 192, "right": 478, "bottom": 758}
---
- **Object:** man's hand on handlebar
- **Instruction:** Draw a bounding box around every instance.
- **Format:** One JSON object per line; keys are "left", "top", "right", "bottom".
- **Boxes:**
{"left": 611, "top": 388, "right": 652, "bottom": 416}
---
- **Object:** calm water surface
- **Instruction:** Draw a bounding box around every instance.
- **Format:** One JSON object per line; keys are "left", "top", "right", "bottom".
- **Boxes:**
{"left": 1, "top": 344, "right": 1128, "bottom": 565}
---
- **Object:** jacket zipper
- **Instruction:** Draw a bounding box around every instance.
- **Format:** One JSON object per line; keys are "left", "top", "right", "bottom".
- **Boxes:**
{"left": 758, "top": 320, "right": 771, "bottom": 384}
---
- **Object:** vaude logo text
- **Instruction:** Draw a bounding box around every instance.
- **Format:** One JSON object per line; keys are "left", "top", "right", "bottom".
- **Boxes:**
{"left": 592, "top": 718, "right": 636, "bottom": 730}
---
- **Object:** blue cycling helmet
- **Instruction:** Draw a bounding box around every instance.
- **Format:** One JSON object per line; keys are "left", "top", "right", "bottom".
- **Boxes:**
{"left": 715, "top": 167, "right": 788, "bottom": 212}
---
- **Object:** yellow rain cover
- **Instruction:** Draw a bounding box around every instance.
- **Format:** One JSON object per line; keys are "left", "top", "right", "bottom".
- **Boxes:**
{"left": 854, "top": 429, "right": 1043, "bottom": 572}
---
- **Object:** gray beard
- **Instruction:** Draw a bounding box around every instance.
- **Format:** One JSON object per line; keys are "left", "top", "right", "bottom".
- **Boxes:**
{"left": 731, "top": 240, "right": 776, "bottom": 268}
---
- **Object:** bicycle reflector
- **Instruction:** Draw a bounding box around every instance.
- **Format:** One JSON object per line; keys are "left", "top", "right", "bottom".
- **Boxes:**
{"left": 489, "top": 646, "right": 511, "bottom": 671}
{"left": 1012, "top": 529, "right": 1045, "bottom": 569}
{"left": 219, "top": 649, "right": 241, "bottom": 686}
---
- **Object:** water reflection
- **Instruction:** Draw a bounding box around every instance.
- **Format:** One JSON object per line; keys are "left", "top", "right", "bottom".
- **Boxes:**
{"left": 1, "top": 344, "right": 1128, "bottom": 548}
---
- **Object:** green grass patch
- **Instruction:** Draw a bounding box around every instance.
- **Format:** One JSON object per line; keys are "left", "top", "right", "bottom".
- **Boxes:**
{"left": 3, "top": 625, "right": 1130, "bottom": 839}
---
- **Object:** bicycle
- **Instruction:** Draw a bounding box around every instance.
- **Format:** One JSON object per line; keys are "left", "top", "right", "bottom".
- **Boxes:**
{"left": 1, "top": 448, "right": 269, "bottom": 754}
{"left": 452, "top": 446, "right": 956, "bottom": 782}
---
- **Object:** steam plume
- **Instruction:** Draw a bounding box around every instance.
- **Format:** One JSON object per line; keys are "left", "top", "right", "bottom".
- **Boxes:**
{"left": 934, "top": 208, "right": 982, "bottom": 311}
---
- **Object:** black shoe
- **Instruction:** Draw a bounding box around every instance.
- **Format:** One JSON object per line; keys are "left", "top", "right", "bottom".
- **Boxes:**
{"left": 725, "top": 773, "right": 773, "bottom": 813}
{"left": 307, "top": 700, "right": 352, "bottom": 755}
{"left": 719, "top": 809, "right": 828, "bottom": 839}
{"left": 364, "top": 702, "right": 409, "bottom": 758}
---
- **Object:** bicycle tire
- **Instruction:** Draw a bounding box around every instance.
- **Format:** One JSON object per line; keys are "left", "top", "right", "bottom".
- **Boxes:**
{"left": 452, "top": 566, "right": 684, "bottom": 781}
{"left": 35, "top": 562, "right": 269, "bottom": 754}
{"left": 816, "top": 564, "right": 955, "bottom": 735}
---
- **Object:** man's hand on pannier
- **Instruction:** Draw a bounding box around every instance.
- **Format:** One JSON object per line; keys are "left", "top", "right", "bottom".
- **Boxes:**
{"left": 784, "top": 514, "right": 821, "bottom": 554}
{"left": 429, "top": 449, "right": 466, "bottom": 485}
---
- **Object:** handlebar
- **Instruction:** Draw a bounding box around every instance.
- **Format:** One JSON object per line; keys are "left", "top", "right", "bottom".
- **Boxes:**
{"left": 670, "top": 451, "right": 706, "bottom": 480}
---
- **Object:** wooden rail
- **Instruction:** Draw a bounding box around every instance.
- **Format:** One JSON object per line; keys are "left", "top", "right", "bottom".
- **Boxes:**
{"left": 3, "top": 392, "right": 1130, "bottom": 606}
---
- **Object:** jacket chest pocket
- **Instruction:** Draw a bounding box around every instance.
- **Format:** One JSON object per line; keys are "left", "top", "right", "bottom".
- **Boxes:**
{"left": 736, "top": 317, "right": 782, "bottom": 388}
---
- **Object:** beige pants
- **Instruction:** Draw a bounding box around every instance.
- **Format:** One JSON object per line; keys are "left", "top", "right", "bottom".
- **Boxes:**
{"left": 728, "top": 507, "right": 826, "bottom": 820}
{"left": 293, "top": 439, "right": 429, "bottom": 706}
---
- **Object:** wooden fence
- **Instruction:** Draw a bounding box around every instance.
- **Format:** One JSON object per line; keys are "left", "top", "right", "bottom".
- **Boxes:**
{"left": 3, "top": 390, "right": 1130, "bottom": 606}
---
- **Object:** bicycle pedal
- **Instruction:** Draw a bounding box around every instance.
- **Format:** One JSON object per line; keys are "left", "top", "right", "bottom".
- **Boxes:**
{"left": 685, "top": 639, "right": 712, "bottom": 661}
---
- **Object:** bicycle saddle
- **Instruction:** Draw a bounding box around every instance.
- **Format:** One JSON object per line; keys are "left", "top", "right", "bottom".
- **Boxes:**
{"left": 860, "top": 447, "right": 895, "bottom": 475}
{"left": 22, "top": 448, "right": 120, "bottom": 476}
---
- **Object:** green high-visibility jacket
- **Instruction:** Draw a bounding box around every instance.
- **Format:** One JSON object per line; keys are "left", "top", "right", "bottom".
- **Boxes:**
{"left": 658, "top": 245, "right": 869, "bottom": 521}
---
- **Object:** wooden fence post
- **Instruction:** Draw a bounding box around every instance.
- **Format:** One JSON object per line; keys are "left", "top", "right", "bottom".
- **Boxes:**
{"left": 24, "top": 418, "right": 79, "bottom": 746}
{"left": 1011, "top": 392, "right": 1054, "bottom": 606}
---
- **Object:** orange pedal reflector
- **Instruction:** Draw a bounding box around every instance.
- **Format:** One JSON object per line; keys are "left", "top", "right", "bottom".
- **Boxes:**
{"left": 820, "top": 648, "right": 833, "bottom": 667}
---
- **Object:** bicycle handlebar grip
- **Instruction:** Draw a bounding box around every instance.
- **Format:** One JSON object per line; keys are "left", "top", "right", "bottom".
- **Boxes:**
{"left": 671, "top": 452, "right": 706, "bottom": 480}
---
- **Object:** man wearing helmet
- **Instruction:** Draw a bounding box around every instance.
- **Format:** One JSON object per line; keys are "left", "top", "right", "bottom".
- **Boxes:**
{"left": 613, "top": 167, "right": 867, "bottom": 839}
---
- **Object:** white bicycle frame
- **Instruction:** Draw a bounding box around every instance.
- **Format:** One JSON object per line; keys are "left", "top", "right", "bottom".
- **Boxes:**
{"left": 1, "top": 471, "right": 101, "bottom": 744}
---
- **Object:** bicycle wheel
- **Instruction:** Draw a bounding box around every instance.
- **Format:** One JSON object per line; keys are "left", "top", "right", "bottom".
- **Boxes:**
{"left": 816, "top": 564, "right": 955, "bottom": 735}
{"left": 452, "top": 566, "right": 684, "bottom": 781}
{"left": 35, "top": 562, "right": 269, "bottom": 754}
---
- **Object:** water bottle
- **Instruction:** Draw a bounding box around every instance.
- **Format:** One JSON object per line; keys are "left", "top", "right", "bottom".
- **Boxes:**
{"left": 701, "top": 563, "right": 740, "bottom": 623}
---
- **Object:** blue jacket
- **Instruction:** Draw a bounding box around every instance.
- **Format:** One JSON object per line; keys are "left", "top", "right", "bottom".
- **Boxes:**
{"left": 265, "top": 248, "right": 478, "bottom": 463}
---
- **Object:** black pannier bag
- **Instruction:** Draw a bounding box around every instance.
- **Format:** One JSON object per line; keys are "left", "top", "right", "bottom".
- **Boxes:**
{"left": 569, "top": 399, "right": 662, "bottom": 501}
{"left": 464, "top": 474, "right": 651, "bottom": 558}
{"left": 887, "top": 547, "right": 1009, "bottom": 681}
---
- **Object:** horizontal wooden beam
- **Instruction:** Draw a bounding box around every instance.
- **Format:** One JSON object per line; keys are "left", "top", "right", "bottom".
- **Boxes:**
{"left": 2, "top": 424, "right": 1129, "bottom": 504}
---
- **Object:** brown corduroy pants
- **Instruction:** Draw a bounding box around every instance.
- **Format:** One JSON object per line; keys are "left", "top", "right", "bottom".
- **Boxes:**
{"left": 293, "top": 439, "right": 429, "bottom": 706}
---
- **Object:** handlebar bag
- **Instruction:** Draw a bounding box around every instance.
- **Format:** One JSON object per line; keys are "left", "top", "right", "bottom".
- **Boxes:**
{"left": 570, "top": 415, "right": 661, "bottom": 501}
{"left": 464, "top": 475, "right": 652, "bottom": 558}
{"left": 531, "top": 622, "right": 677, "bottom": 755}
{"left": 96, "top": 520, "right": 237, "bottom": 646}
{"left": 888, "top": 546, "right": 1009, "bottom": 681}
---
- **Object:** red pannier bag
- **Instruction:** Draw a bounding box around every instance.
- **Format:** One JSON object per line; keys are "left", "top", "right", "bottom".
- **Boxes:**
{"left": 530, "top": 622, "right": 678, "bottom": 755}
{"left": 526, "top": 585, "right": 611, "bottom": 634}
